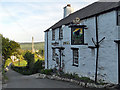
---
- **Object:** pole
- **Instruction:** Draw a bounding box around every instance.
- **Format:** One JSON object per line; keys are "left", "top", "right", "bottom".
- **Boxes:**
{"left": 47, "top": 32, "right": 49, "bottom": 69}
{"left": 95, "top": 16, "right": 99, "bottom": 84}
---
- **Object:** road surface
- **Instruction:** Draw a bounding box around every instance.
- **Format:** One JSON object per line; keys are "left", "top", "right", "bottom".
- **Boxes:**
{"left": 5, "top": 69, "right": 82, "bottom": 88}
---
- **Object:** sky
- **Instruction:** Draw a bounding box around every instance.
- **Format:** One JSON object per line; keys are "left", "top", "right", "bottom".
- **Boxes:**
{"left": 0, "top": 0, "right": 100, "bottom": 43}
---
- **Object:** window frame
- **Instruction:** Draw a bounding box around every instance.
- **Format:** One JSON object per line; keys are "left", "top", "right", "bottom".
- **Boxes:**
{"left": 117, "top": 8, "right": 120, "bottom": 26}
{"left": 72, "top": 48, "right": 79, "bottom": 67}
{"left": 52, "top": 30, "right": 55, "bottom": 40}
{"left": 59, "top": 26, "right": 63, "bottom": 40}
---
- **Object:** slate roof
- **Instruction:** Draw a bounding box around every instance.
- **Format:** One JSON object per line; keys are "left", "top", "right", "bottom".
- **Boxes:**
{"left": 45, "top": 1, "right": 120, "bottom": 32}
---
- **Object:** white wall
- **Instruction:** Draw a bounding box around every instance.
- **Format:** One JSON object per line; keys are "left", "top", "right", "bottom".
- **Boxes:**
{"left": 45, "top": 10, "right": 119, "bottom": 84}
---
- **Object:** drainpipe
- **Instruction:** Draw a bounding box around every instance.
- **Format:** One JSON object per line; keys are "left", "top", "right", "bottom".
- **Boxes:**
{"left": 95, "top": 15, "right": 99, "bottom": 84}
{"left": 118, "top": 42, "right": 120, "bottom": 85}
{"left": 47, "top": 32, "right": 49, "bottom": 69}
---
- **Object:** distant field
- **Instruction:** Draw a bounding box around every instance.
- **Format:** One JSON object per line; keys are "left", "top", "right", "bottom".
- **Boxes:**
{"left": 20, "top": 42, "right": 44, "bottom": 50}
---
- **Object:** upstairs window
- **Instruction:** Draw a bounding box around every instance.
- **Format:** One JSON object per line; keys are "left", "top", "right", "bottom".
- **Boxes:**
{"left": 72, "top": 48, "right": 79, "bottom": 67}
{"left": 71, "top": 26, "right": 84, "bottom": 45}
{"left": 52, "top": 48, "right": 55, "bottom": 61}
{"left": 52, "top": 30, "right": 55, "bottom": 40}
{"left": 117, "top": 8, "right": 120, "bottom": 26}
{"left": 59, "top": 27, "right": 63, "bottom": 40}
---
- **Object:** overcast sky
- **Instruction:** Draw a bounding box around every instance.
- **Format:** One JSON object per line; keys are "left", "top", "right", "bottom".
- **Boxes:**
{"left": 0, "top": 0, "right": 99, "bottom": 43}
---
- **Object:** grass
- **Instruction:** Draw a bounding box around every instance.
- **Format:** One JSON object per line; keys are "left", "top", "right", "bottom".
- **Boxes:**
{"left": 5, "top": 59, "right": 12, "bottom": 68}
{"left": 5, "top": 58, "right": 27, "bottom": 67}
{"left": 13, "top": 60, "right": 27, "bottom": 67}
{"left": 5, "top": 57, "right": 43, "bottom": 68}
{"left": 11, "top": 60, "right": 44, "bottom": 75}
{"left": 20, "top": 42, "right": 44, "bottom": 50}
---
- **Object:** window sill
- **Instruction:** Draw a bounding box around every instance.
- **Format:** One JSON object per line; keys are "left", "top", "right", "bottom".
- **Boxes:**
{"left": 71, "top": 43, "right": 88, "bottom": 45}
{"left": 114, "top": 40, "right": 120, "bottom": 43}
{"left": 72, "top": 64, "right": 78, "bottom": 67}
{"left": 88, "top": 46, "right": 96, "bottom": 49}
{"left": 59, "top": 38, "right": 63, "bottom": 40}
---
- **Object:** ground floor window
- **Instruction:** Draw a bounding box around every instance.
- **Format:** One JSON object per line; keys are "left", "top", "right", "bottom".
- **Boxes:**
{"left": 72, "top": 49, "right": 79, "bottom": 66}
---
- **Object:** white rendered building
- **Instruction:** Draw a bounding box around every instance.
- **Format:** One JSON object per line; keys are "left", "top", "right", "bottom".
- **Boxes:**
{"left": 44, "top": 2, "right": 120, "bottom": 84}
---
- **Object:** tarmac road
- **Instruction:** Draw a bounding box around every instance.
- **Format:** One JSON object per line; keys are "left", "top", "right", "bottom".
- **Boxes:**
{"left": 4, "top": 69, "right": 82, "bottom": 88}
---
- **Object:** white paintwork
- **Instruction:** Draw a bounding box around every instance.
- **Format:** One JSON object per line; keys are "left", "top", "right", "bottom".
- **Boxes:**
{"left": 63, "top": 4, "right": 74, "bottom": 18}
{"left": 45, "top": 10, "right": 120, "bottom": 84}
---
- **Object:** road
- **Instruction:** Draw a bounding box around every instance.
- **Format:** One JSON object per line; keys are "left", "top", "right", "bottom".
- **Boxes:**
{"left": 5, "top": 69, "right": 83, "bottom": 88}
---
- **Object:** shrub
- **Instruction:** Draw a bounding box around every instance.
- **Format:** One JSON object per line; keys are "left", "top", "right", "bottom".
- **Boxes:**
{"left": 32, "top": 60, "right": 44, "bottom": 74}
{"left": 79, "top": 77, "right": 94, "bottom": 83}
{"left": 40, "top": 69, "right": 53, "bottom": 75}
{"left": 11, "top": 60, "right": 44, "bottom": 75}
{"left": 23, "top": 51, "right": 34, "bottom": 69}
{"left": 11, "top": 65, "right": 32, "bottom": 75}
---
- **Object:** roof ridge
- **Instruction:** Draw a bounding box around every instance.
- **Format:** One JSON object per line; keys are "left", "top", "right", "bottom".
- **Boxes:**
{"left": 45, "top": 1, "right": 120, "bottom": 32}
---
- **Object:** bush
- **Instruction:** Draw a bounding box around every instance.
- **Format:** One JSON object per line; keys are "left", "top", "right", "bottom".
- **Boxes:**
{"left": 11, "top": 60, "right": 44, "bottom": 75}
{"left": 32, "top": 60, "right": 44, "bottom": 74}
{"left": 23, "top": 51, "right": 34, "bottom": 69}
{"left": 58, "top": 72, "right": 94, "bottom": 83}
{"left": 40, "top": 69, "right": 53, "bottom": 75}
{"left": 11, "top": 65, "right": 32, "bottom": 75}
{"left": 79, "top": 77, "right": 94, "bottom": 83}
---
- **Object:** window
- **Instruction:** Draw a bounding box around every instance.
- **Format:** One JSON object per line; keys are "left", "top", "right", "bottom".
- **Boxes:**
{"left": 59, "top": 27, "right": 63, "bottom": 39}
{"left": 117, "top": 8, "right": 120, "bottom": 26}
{"left": 71, "top": 26, "right": 84, "bottom": 45}
{"left": 52, "top": 30, "right": 55, "bottom": 40}
{"left": 72, "top": 49, "right": 79, "bottom": 66}
{"left": 52, "top": 48, "right": 55, "bottom": 61}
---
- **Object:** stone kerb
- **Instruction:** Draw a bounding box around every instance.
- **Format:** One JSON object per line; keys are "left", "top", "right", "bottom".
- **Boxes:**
{"left": 35, "top": 73, "right": 116, "bottom": 89}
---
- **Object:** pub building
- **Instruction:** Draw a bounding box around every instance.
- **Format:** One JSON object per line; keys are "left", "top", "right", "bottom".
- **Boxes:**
{"left": 44, "top": 2, "right": 120, "bottom": 84}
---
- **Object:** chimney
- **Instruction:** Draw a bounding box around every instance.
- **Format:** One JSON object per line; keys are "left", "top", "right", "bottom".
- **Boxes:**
{"left": 63, "top": 4, "right": 74, "bottom": 18}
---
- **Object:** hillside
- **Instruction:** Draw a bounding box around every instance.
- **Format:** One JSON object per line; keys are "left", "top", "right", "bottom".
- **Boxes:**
{"left": 20, "top": 42, "right": 44, "bottom": 50}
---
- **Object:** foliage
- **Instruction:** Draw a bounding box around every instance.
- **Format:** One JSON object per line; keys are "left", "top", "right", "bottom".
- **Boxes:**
{"left": 11, "top": 60, "right": 44, "bottom": 75}
{"left": 56, "top": 72, "right": 94, "bottom": 83}
{"left": 40, "top": 69, "right": 53, "bottom": 75}
{"left": 20, "top": 42, "right": 44, "bottom": 50}
{"left": 2, "top": 69, "right": 8, "bottom": 84}
{"left": 32, "top": 60, "right": 44, "bottom": 74}
{"left": 13, "top": 60, "right": 27, "bottom": 67}
{"left": 4, "top": 58, "right": 12, "bottom": 68}
{"left": 0, "top": 34, "right": 2, "bottom": 55}
{"left": 2, "top": 35, "right": 20, "bottom": 60}
{"left": 36, "top": 50, "right": 44, "bottom": 57}
{"left": 23, "top": 51, "right": 34, "bottom": 69}
{"left": 11, "top": 65, "right": 32, "bottom": 75}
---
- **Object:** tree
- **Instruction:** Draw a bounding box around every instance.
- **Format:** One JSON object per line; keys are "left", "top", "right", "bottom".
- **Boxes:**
{"left": 23, "top": 51, "right": 34, "bottom": 69}
{"left": 2, "top": 35, "right": 20, "bottom": 60}
{"left": 0, "top": 34, "right": 2, "bottom": 69}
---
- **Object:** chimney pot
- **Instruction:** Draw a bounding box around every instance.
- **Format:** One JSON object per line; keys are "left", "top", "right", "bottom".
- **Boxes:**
{"left": 67, "top": 4, "right": 71, "bottom": 7}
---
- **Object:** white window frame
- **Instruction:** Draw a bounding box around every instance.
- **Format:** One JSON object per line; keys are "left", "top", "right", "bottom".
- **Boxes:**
{"left": 73, "top": 49, "right": 79, "bottom": 66}
{"left": 52, "top": 30, "right": 55, "bottom": 40}
{"left": 59, "top": 27, "right": 63, "bottom": 40}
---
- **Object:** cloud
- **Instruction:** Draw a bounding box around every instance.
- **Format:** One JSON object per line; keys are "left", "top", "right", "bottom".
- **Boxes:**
{"left": 1, "top": 0, "right": 99, "bottom": 3}
{"left": 0, "top": 0, "right": 98, "bottom": 42}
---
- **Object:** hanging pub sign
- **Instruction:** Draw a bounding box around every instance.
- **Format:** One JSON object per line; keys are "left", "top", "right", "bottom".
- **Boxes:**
{"left": 71, "top": 27, "right": 84, "bottom": 45}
